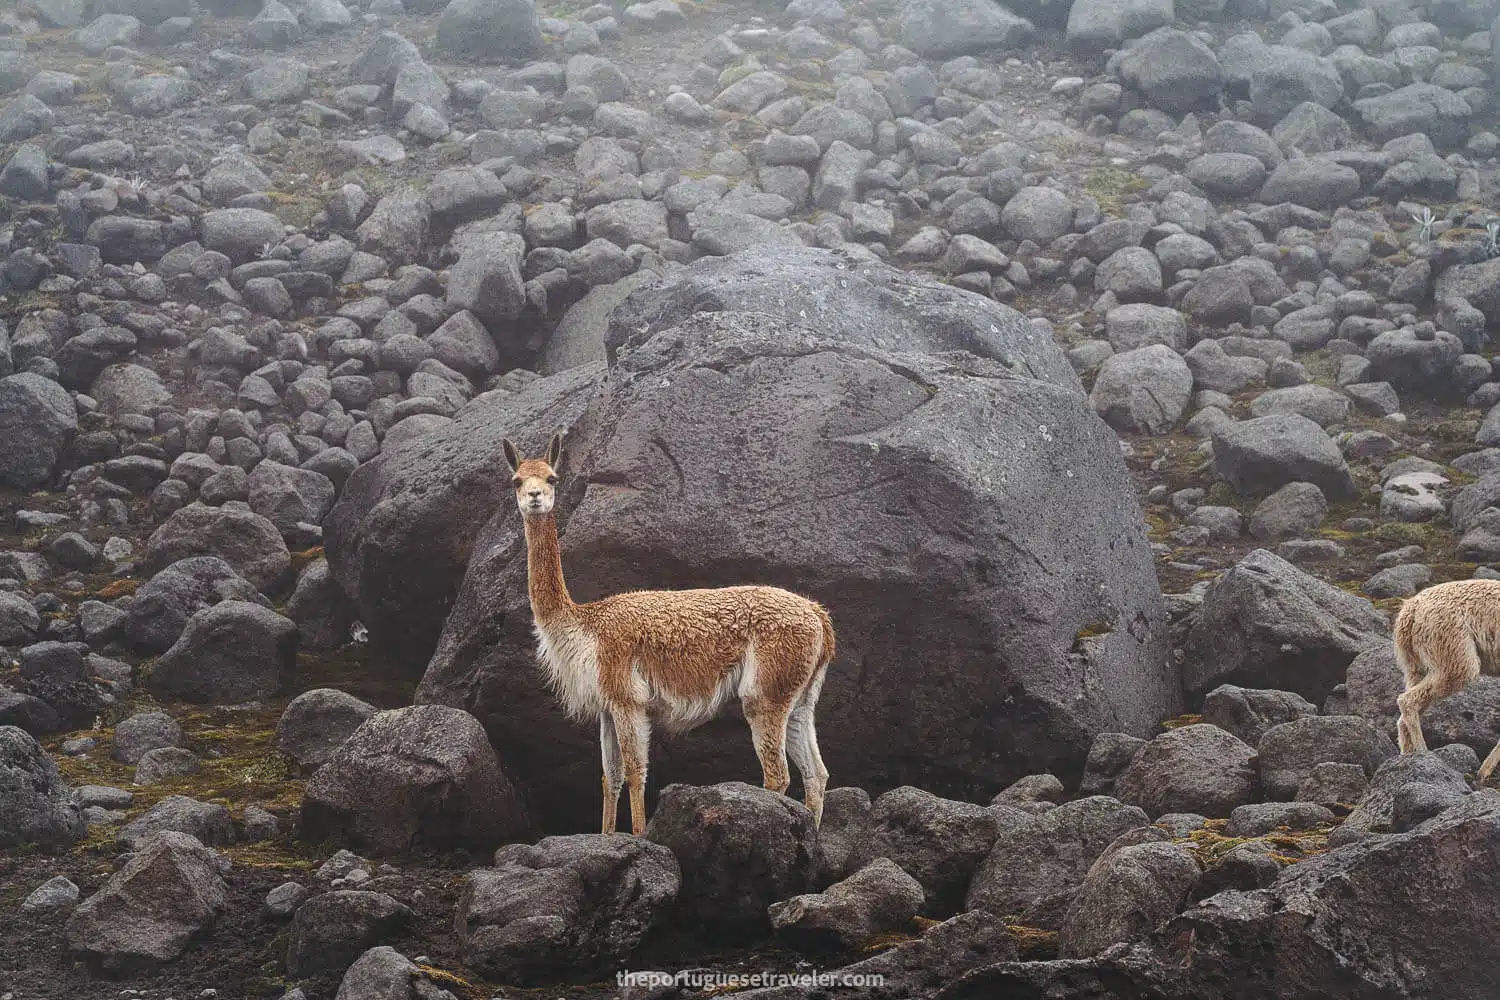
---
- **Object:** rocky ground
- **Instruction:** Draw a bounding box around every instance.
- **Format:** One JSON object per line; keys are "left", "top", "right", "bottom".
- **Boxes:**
{"left": 3, "top": 0, "right": 1500, "bottom": 996}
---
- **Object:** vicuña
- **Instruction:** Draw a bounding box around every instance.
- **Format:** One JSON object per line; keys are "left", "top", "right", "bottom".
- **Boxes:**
{"left": 503, "top": 433, "right": 836, "bottom": 836}
{"left": 1393, "top": 578, "right": 1500, "bottom": 781}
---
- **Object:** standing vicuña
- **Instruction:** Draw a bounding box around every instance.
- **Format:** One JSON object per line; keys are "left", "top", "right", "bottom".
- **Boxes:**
{"left": 1394, "top": 578, "right": 1500, "bottom": 781}
{"left": 503, "top": 433, "right": 835, "bottom": 836}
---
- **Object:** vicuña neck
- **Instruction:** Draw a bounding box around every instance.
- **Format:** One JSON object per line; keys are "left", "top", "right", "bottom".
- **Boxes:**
{"left": 523, "top": 511, "right": 575, "bottom": 622}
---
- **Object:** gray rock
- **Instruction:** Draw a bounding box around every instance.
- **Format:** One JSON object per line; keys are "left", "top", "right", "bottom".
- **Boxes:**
{"left": 1353, "top": 82, "right": 1475, "bottom": 148}
{"left": 247, "top": 461, "right": 336, "bottom": 537}
{"left": 1201, "top": 684, "right": 1317, "bottom": 745}
{"left": 112, "top": 711, "right": 183, "bottom": 764}
{"left": 147, "top": 601, "right": 298, "bottom": 704}
{"left": 770, "top": 858, "right": 925, "bottom": 951}
{"left": 1295, "top": 761, "right": 1369, "bottom": 808}
{"left": 1328, "top": 750, "right": 1471, "bottom": 845}
{"left": 1152, "top": 794, "right": 1500, "bottom": 996}
{"left": 285, "top": 559, "right": 354, "bottom": 651}
{"left": 459, "top": 833, "right": 679, "bottom": 982}
{"left": 843, "top": 786, "right": 1008, "bottom": 916}
{"left": 1066, "top": 0, "right": 1173, "bottom": 53}
{"left": 436, "top": 0, "right": 543, "bottom": 59}
{"left": 117, "top": 795, "right": 235, "bottom": 850}
{"left": 1259, "top": 158, "right": 1362, "bottom": 209}
{"left": 23, "top": 874, "right": 80, "bottom": 912}
{"left": 1249, "top": 46, "right": 1344, "bottom": 123}
{"left": 446, "top": 240, "right": 526, "bottom": 330}
{"left": 0, "top": 725, "right": 86, "bottom": 850}
{"left": 1184, "top": 548, "right": 1388, "bottom": 701}
{"left": 145, "top": 503, "right": 291, "bottom": 591}
{"left": 285, "top": 890, "right": 412, "bottom": 979}
{"left": 1001, "top": 186, "right": 1074, "bottom": 245}
{"left": 1116, "top": 28, "right": 1223, "bottom": 114}
{"left": 1079, "top": 733, "right": 1148, "bottom": 796}
{"left": 966, "top": 796, "right": 1150, "bottom": 923}
{"left": 894, "top": 0, "right": 1034, "bottom": 57}
{"left": 201, "top": 208, "right": 285, "bottom": 265}
{"left": 1248, "top": 481, "right": 1328, "bottom": 541}
{"left": 1210, "top": 413, "right": 1356, "bottom": 500}
{"left": 1089, "top": 345, "right": 1192, "bottom": 435}
{"left": 300, "top": 705, "right": 527, "bottom": 855}
{"left": 1113, "top": 724, "right": 1258, "bottom": 818}
{"left": 356, "top": 187, "right": 429, "bottom": 267}
{"left": 63, "top": 831, "right": 229, "bottom": 971}
{"left": 125, "top": 556, "right": 269, "bottom": 653}
{"left": 134, "top": 746, "right": 202, "bottom": 785}
{"left": 0, "top": 373, "right": 76, "bottom": 489}
{"left": 1224, "top": 800, "right": 1336, "bottom": 836}
{"left": 1059, "top": 839, "right": 1200, "bottom": 957}
{"left": 1105, "top": 303, "right": 1187, "bottom": 352}
{"left": 0, "top": 143, "right": 49, "bottom": 201}
{"left": 275, "top": 688, "right": 377, "bottom": 769}
{"left": 1257, "top": 715, "right": 1398, "bottom": 801}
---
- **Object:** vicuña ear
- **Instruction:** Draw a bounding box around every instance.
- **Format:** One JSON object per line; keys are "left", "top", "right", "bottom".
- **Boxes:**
{"left": 502, "top": 439, "right": 521, "bottom": 472}
{"left": 547, "top": 433, "right": 563, "bottom": 470}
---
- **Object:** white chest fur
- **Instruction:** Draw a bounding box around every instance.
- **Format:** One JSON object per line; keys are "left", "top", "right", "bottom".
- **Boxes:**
{"left": 534, "top": 622, "right": 605, "bottom": 720}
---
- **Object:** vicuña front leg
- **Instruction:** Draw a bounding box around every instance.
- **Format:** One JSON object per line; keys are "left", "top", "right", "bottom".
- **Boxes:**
{"left": 611, "top": 705, "right": 652, "bottom": 836}
{"left": 600, "top": 714, "right": 623, "bottom": 834}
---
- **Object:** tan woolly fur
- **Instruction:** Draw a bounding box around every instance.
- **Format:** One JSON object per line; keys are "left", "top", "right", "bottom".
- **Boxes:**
{"left": 503, "top": 433, "right": 836, "bottom": 836}
{"left": 1393, "top": 578, "right": 1500, "bottom": 781}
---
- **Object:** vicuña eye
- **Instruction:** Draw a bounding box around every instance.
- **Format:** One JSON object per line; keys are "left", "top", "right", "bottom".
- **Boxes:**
{"left": 512, "top": 478, "right": 522, "bottom": 489}
{"left": 546, "top": 475, "right": 557, "bottom": 484}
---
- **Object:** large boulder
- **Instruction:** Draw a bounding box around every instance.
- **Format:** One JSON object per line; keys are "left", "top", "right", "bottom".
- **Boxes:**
{"left": 893, "top": 0, "right": 1034, "bottom": 58}
{"left": 645, "top": 782, "right": 825, "bottom": 939}
{"left": 1210, "top": 413, "right": 1356, "bottom": 500}
{"left": 0, "top": 372, "right": 76, "bottom": 488}
{"left": 435, "top": 0, "right": 543, "bottom": 60}
{"left": 63, "top": 831, "right": 229, "bottom": 971}
{"left": 1153, "top": 793, "right": 1500, "bottom": 997}
{"left": 601, "top": 246, "right": 1079, "bottom": 386}
{"left": 457, "top": 833, "right": 679, "bottom": 982}
{"left": 274, "top": 688, "right": 377, "bottom": 770}
{"left": 331, "top": 251, "right": 1182, "bottom": 839}
{"left": 841, "top": 786, "right": 1009, "bottom": 916}
{"left": 299, "top": 705, "right": 528, "bottom": 854}
{"left": 144, "top": 504, "right": 291, "bottom": 591}
{"left": 1112, "top": 724, "right": 1258, "bottom": 818}
{"left": 1066, "top": 0, "right": 1173, "bottom": 54}
{"left": 123, "top": 556, "right": 270, "bottom": 652}
{"left": 1058, "top": 837, "right": 1200, "bottom": 957}
{"left": 285, "top": 890, "right": 413, "bottom": 980}
{"left": 1256, "top": 715, "right": 1397, "bottom": 801}
{"left": 391, "top": 307, "right": 1174, "bottom": 832}
{"left": 0, "top": 725, "right": 86, "bottom": 850}
{"left": 769, "top": 858, "right": 927, "bottom": 951}
{"left": 965, "top": 796, "right": 1150, "bottom": 922}
{"left": 147, "top": 601, "right": 298, "bottom": 704}
{"left": 1183, "top": 549, "right": 1389, "bottom": 702}
{"left": 1115, "top": 28, "right": 1224, "bottom": 115}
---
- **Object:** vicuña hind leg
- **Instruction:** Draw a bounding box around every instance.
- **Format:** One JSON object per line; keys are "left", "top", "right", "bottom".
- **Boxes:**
{"left": 610, "top": 704, "right": 652, "bottom": 836}
{"left": 744, "top": 697, "right": 791, "bottom": 796}
{"left": 786, "top": 703, "right": 829, "bottom": 826}
{"left": 1481, "top": 739, "right": 1500, "bottom": 785}
{"left": 1397, "top": 640, "right": 1479, "bottom": 756}
{"left": 600, "top": 714, "right": 624, "bottom": 834}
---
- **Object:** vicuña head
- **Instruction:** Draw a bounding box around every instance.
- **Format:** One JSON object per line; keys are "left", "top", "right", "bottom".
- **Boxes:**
{"left": 503, "top": 434, "right": 560, "bottom": 516}
{"left": 502, "top": 433, "right": 836, "bottom": 836}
